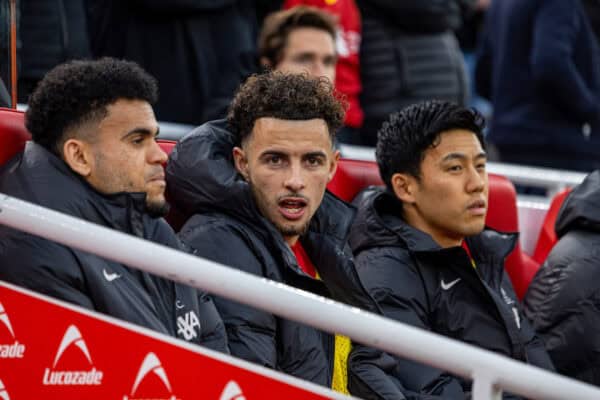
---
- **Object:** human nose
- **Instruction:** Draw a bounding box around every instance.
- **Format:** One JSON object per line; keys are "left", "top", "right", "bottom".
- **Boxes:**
{"left": 150, "top": 140, "right": 168, "bottom": 165}
{"left": 284, "top": 163, "right": 306, "bottom": 192}
{"left": 311, "top": 62, "right": 326, "bottom": 78}
{"left": 466, "top": 165, "right": 486, "bottom": 193}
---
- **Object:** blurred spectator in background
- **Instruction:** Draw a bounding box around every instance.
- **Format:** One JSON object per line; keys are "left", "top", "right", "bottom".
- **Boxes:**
{"left": 357, "top": 0, "right": 474, "bottom": 146}
{"left": 18, "top": 0, "right": 91, "bottom": 103}
{"left": 476, "top": 0, "right": 600, "bottom": 172}
{"left": 282, "top": 0, "right": 363, "bottom": 144}
{"left": 87, "top": 1, "right": 266, "bottom": 125}
{"left": 259, "top": 7, "right": 336, "bottom": 82}
{"left": 524, "top": 170, "right": 600, "bottom": 385}
{"left": 456, "top": 0, "right": 492, "bottom": 118}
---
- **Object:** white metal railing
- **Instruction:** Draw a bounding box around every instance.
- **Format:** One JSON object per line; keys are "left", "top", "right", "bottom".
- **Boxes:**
{"left": 1, "top": 193, "right": 599, "bottom": 400}
{"left": 339, "top": 144, "right": 587, "bottom": 195}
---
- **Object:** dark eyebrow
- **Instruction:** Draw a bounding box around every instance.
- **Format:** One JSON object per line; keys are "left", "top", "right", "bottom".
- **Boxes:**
{"left": 303, "top": 151, "right": 327, "bottom": 159}
{"left": 259, "top": 150, "right": 288, "bottom": 159}
{"left": 292, "top": 51, "right": 317, "bottom": 60}
{"left": 121, "top": 126, "right": 160, "bottom": 140}
{"left": 442, "top": 151, "right": 487, "bottom": 163}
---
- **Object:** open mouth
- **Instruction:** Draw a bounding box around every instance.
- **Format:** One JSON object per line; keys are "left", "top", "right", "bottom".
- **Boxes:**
{"left": 278, "top": 197, "right": 307, "bottom": 221}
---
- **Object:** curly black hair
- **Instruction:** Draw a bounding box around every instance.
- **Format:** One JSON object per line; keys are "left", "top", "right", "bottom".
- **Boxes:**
{"left": 26, "top": 57, "right": 158, "bottom": 154}
{"left": 377, "top": 100, "right": 486, "bottom": 192}
{"left": 227, "top": 72, "right": 345, "bottom": 144}
{"left": 259, "top": 6, "right": 337, "bottom": 68}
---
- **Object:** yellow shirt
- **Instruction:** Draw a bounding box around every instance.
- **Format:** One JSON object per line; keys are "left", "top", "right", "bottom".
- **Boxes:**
{"left": 314, "top": 272, "right": 351, "bottom": 394}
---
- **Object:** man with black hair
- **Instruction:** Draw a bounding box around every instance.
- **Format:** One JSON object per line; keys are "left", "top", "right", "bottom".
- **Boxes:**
{"left": 166, "top": 72, "right": 378, "bottom": 393}
{"left": 0, "top": 58, "right": 227, "bottom": 352}
{"left": 347, "top": 100, "right": 553, "bottom": 399}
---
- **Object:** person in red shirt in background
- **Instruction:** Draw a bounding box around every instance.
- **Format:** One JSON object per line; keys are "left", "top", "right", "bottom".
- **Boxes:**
{"left": 263, "top": 2, "right": 364, "bottom": 144}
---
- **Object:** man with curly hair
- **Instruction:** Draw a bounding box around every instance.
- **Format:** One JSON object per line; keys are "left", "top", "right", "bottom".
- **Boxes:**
{"left": 346, "top": 100, "right": 554, "bottom": 399}
{"left": 0, "top": 58, "right": 228, "bottom": 353}
{"left": 166, "top": 72, "right": 378, "bottom": 392}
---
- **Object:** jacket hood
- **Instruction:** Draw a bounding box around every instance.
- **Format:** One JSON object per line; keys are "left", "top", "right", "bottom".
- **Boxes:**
{"left": 555, "top": 170, "right": 600, "bottom": 237}
{"left": 1, "top": 142, "right": 151, "bottom": 236}
{"left": 166, "top": 119, "right": 356, "bottom": 243}
{"left": 349, "top": 187, "right": 440, "bottom": 253}
{"left": 166, "top": 119, "right": 258, "bottom": 225}
{"left": 350, "top": 187, "right": 516, "bottom": 260}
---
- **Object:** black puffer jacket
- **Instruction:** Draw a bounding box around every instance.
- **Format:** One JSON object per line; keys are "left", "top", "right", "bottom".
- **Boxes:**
{"left": 357, "top": 0, "right": 473, "bottom": 144}
{"left": 87, "top": 0, "right": 258, "bottom": 124}
{"left": 348, "top": 188, "right": 554, "bottom": 399}
{"left": 166, "top": 120, "right": 380, "bottom": 386}
{"left": 0, "top": 142, "right": 228, "bottom": 353}
{"left": 18, "top": 0, "right": 91, "bottom": 102}
{"left": 524, "top": 170, "right": 600, "bottom": 385}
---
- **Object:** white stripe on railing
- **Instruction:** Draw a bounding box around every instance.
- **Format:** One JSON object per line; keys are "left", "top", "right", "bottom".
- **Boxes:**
{"left": 1, "top": 193, "right": 599, "bottom": 400}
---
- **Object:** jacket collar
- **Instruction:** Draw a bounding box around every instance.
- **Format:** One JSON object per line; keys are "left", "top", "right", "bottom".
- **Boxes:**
{"left": 350, "top": 187, "right": 517, "bottom": 263}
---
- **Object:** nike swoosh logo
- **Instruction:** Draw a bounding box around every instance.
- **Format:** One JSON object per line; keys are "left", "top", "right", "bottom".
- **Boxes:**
{"left": 441, "top": 278, "right": 461, "bottom": 290}
{"left": 103, "top": 269, "right": 122, "bottom": 282}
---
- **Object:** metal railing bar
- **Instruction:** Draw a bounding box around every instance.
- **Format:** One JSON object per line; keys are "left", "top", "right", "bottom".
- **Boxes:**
{"left": 1, "top": 193, "right": 599, "bottom": 400}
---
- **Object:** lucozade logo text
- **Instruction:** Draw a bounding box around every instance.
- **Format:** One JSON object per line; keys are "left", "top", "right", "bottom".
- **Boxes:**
{"left": 0, "top": 302, "right": 25, "bottom": 359}
{"left": 42, "top": 325, "right": 103, "bottom": 385}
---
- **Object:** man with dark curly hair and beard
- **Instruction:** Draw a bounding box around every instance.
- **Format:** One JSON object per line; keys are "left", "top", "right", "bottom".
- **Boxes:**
{"left": 0, "top": 58, "right": 228, "bottom": 353}
{"left": 166, "top": 72, "right": 379, "bottom": 393}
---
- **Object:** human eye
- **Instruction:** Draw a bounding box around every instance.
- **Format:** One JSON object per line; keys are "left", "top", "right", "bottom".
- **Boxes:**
{"left": 131, "top": 135, "right": 145, "bottom": 145}
{"left": 266, "top": 154, "right": 283, "bottom": 166}
{"left": 447, "top": 164, "right": 463, "bottom": 172}
{"left": 476, "top": 161, "right": 487, "bottom": 171}
{"left": 324, "top": 56, "right": 337, "bottom": 67}
{"left": 305, "top": 155, "right": 325, "bottom": 168}
{"left": 293, "top": 53, "right": 313, "bottom": 65}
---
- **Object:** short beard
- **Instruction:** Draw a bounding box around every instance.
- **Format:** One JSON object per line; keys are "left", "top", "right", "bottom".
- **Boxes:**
{"left": 276, "top": 220, "right": 311, "bottom": 240}
{"left": 146, "top": 199, "right": 170, "bottom": 218}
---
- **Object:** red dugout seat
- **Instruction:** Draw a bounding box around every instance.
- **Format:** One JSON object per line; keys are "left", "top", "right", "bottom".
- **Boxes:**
{"left": 532, "top": 188, "right": 571, "bottom": 264}
{"left": 327, "top": 159, "right": 539, "bottom": 299}
{"left": 0, "top": 108, "right": 30, "bottom": 166}
{"left": 157, "top": 139, "right": 176, "bottom": 158}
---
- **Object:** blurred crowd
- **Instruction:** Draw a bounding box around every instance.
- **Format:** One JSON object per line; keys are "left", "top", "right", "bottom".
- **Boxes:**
{"left": 6, "top": 0, "right": 600, "bottom": 171}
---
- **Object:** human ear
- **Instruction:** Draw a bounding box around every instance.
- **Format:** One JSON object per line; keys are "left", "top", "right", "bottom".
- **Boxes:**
{"left": 327, "top": 150, "right": 340, "bottom": 182}
{"left": 232, "top": 146, "right": 249, "bottom": 181}
{"left": 391, "top": 173, "right": 416, "bottom": 204}
{"left": 62, "top": 139, "right": 93, "bottom": 177}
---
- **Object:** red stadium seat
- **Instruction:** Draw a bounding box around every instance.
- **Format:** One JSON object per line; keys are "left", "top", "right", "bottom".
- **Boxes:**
{"left": 532, "top": 188, "right": 571, "bottom": 264}
{"left": 327, "top": 159, "right": 540, "bottom": 299}
{"left": 0, "top": 108, "right": 30, "bottom": 166}
{"left": 156, "top": 139, "right": 188, "bottom": 231}
{"left": 157, "top": 139, "right": 176, "bottom": 158}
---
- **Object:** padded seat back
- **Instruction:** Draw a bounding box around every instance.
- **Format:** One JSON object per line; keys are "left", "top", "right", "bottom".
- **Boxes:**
{"left": 532, "top": 188, "right": 571, "bottom": 264}
{"left": 327, "top": 159, "right": 539, "bottom": 299}
{"left": 0, "top": 108, "right": 30, "bottom": 166}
